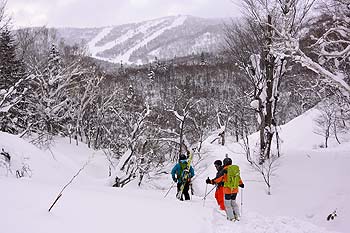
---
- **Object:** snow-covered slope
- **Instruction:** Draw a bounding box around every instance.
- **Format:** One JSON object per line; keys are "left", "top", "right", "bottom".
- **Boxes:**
{"left": 57, "top": 15, "right": 226, "bottom": 64}
{"left": 1, "top": 107, "right": 349, "bottom": 233}
{"left": 0, "top": 134, "right": 108, "bottom": 184}
{"left": 197, "top": 108, "right": 350, "bottom": 233}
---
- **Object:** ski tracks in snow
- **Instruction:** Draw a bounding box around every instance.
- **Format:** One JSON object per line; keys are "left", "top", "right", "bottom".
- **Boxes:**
{"left": 113, "top": 15, "right": 187, "bottom": 64}
{"left": 87, "top": 16, "right": 187, "bottom": 64}
{"left": 88, "top": 27, "right": 114, "bottom": 57}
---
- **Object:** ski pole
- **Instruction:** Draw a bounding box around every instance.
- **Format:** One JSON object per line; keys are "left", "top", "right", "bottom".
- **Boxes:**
{"left": 202, "top": 185, "right": 216, "bottom": 200}
{"left": 203, "top": 183, "right": 208, "bottom": 206}
{"left": 190, "top": 182, "right": 194, "bottom": 198}
{"left": 240, "top": 188, "right": 243, "bottom": 217}
{"left": 164, "top": 181, "right": 176, "bottom": 198}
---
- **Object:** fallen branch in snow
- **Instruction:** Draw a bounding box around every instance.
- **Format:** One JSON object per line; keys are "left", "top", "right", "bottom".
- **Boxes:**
{"left": 48, "top": 153, "right": 94, "bottom": 212}
{"left": 210, "top": 137, "right": 220, "bottom": 144}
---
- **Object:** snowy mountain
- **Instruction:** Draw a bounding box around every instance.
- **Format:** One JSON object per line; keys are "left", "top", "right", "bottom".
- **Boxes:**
{"left": 1, "top": 107, "right": 349, "bottom": 233}
{"left": 56, "top": 15, "right": 227, "bottom": 64}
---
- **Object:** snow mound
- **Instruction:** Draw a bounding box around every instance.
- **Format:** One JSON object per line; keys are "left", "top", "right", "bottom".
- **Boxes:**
{"left": 0, "top": 132, "right": 108, "bottom": 183}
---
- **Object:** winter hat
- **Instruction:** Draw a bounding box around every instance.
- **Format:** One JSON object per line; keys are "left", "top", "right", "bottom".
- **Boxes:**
{"left": 214, "top": 160, "right": 222, "bottom": 166}
{"left": 223, "top": 157, "right": 232, "bottom": 166}
{"left": 179, "top": 154, "right": 187, "bottom": 161}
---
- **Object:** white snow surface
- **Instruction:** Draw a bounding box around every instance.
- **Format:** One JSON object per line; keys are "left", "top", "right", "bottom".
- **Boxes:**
{"left": 1, "top": 107, "right": 349, "bottom": 233}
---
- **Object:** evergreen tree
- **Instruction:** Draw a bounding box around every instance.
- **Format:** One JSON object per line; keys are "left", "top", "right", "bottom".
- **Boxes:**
{"left": 0, "top": 27, "right": 23, "bottom": 89}
{"left": 0, "top": 26, "right": 26, "bottom": 133}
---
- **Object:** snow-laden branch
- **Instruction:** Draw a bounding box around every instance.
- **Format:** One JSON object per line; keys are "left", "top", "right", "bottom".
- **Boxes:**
{"left": 168, "top": 109, "right": 184, "bottom": 122}
{"left": 0, "top": 76, "right": 29, "bottom": 113}
{"left": 254, "top": 0, "right": 350, "bottom": 95}
{"left": 294, "top": 49, "right": 350, "bottom": 94}
{"left": 130, "top": 103, "right": 151, "bottom": 141}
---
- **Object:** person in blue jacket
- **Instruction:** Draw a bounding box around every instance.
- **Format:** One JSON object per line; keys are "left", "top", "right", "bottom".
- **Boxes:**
{"left": 171, "top": 153, "right": 195, "bottom": 200}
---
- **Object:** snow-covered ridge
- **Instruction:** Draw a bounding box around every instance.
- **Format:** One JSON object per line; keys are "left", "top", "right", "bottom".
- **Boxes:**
{"left": 113, "top": 15, "right": 187, "bottom": 64}
{"left": 88, "top": 17, "right": 170, "bottom": 61}
{"left": 57, "top": 15, "right": 226, "bottom": 64}
{"left": 87, "top": 16, "right": 189, "bottom": 64}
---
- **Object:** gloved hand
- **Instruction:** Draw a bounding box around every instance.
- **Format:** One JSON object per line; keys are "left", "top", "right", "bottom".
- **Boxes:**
{"left": 239, "top": 183, "right": 245, "bottom": 188}
{"left": 206, "top": 177, "right": 211, "bottom": 184}
{"left": 173, "top": 177, "right": 177, "bottom": 183}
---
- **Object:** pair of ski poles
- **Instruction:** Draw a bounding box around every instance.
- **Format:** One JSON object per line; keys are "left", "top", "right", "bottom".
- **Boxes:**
{"left": 164, "top": 180, "right": 193, "bottom": 199}
{"left": 164, "top": 179, "right": 206, "bottom": 200}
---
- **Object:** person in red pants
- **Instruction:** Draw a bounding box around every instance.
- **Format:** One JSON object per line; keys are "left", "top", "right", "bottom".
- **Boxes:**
{"left": 209, "top": 157, "right": 244, "bottom": 221}
{"left": 206, "top": 160, "right": 225, "bottom": 210}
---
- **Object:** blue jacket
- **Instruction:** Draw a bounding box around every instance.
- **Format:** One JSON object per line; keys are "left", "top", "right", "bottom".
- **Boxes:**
{"left": 171, "top": 161, "right": 194, "bottom": 183}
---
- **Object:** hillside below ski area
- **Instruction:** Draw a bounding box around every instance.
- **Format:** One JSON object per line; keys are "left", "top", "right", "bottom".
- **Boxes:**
{"left": 1, "top": 107, "right": 349, "bottom": 233}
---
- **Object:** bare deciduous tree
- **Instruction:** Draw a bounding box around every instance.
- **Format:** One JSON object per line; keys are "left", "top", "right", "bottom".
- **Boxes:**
{"left": 314, "top": 95, "right": 350, "bottom": 147}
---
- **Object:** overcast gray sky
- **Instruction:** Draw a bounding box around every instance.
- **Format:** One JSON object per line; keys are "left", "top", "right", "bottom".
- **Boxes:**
{"left": 6, "top": 0, "right": 241, "bottom": 28}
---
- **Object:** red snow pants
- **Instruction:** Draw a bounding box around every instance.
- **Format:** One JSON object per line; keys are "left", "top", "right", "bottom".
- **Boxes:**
{"left": 215, "top": 186, "right": 225, "bottom": 210}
